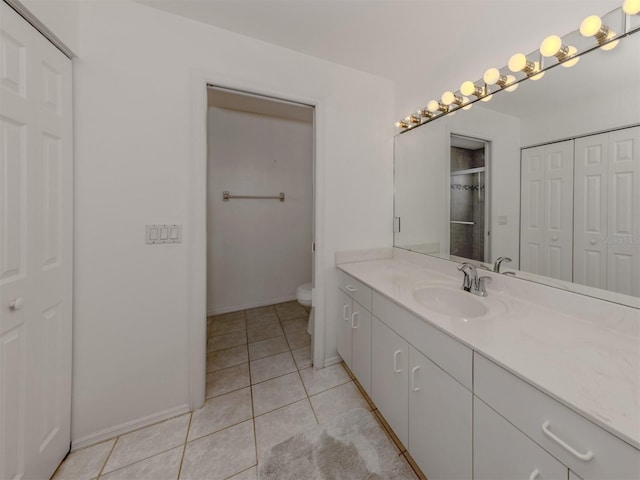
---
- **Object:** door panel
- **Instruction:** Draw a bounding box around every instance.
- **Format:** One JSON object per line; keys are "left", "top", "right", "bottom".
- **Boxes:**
{"left": 0, "top": 3, "right": 73, "bottom": 479}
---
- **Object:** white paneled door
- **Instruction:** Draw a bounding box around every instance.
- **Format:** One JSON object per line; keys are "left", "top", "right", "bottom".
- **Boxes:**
{"left": 1, "top": 3, "right": 73, "bottom": 479}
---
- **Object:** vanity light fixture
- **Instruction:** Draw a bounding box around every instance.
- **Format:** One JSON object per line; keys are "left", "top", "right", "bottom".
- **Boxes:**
{"left": 395, "top": 120, "right": 409, "bottom": 129}
{"left": 483, "top": 68, "right": 519, "bottom": 92}
{"left": 540, "top": 35, "right": 580, "bottom": 68}
{"left": 580, "top": 15, "right": 619, "bottom": 50}
{"left": 623, "top": 0, "right": 640, "bottom": 15}
{"left": 442, "top": 91, "right": 473, "bottom": 110}
{"left": 508, "top": 53, "right": 545, "bottom": 80}
{"left": 407, "top": 114, "right": 421, "bottom": 125}
{"left": 419, "top": 108, "right": 433, "bottom": 119}
{"left": 427, "top": 99, "right": 449, "bottom": 114}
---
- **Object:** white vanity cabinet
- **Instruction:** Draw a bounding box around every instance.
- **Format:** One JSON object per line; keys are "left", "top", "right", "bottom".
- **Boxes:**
{"left": 474, "top": 398, "right": 567, "bottom": 480}
{"left": 337, "top": 272, "right": 372, "bottom": 394}
{"left": 370, "top": 292, "right": 473, "bottom": 480}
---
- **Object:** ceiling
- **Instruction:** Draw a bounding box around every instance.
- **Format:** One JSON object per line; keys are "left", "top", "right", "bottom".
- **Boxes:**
{"left": 135, "top": 0, "right": 623, "bottom": 113}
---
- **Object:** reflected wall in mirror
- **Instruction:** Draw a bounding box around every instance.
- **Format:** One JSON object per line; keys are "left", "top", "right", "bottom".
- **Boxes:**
{"left": 394, "top": 27, "right": 640, "bottom": 307}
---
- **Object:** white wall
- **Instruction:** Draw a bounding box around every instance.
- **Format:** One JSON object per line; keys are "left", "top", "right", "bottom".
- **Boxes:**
{"left": 394, "top": 106, "right": 521, "bottom": 267}
{"left": 207, "top": 107, "right": 313, "bottom": 314}
{"left": 19, "top": 0, "right": 79, "bottom": 54}
{"left": 73, "top": 0, "right": 393, "bottom": 446}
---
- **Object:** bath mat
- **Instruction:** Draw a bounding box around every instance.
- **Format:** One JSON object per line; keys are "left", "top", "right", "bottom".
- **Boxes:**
{"left": 258, "top": 408, "right": 416, "bottom": 480}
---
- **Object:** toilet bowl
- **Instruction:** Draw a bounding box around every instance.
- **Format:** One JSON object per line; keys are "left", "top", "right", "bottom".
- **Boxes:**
{"left": 296, "top": 282, "right": 312, "bottom": 307}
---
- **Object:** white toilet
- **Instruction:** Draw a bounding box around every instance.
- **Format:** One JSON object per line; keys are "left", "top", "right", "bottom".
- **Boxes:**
{"left": 296, "top": 282, "right": 312, "bottom": 307}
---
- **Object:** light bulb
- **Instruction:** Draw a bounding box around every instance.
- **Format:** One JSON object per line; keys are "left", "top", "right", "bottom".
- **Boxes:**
{"left": 483, "top": 68, "right": 501, "bottom": 85}
{"left": 505, "top": 75, "right": 519, "bottom": 92}
{"left": 601, "top": 39, "right": 619, "bottom": 51}
{"left": 441, "top": 91, "right": 455, "bottom": 105}
{"left": 426, "top": 100, "right": 440, "bottom": 113}
{"left": 561, "top": 46, "right": 580, "bottom": 68}
{"left": 460, "top": 81, "right": 475, "bottom": 96}
{"left": 462, "top": 103, "right": 472, "bottom": 111}
{"left": 540, "top": 35, "right": 564, "bottom": 57}
{"left": 462, "top": 97, "right": 472, "bottom": 110}
{"left": 624, "top": 0, "right": 640, "bottom": 15}
{"left": 508, "top": 53, "right": 527, "bottom": 73}
{"left": 580, "top": 15, "right": 603, "bottom": 37}
{"left": 480, "top": 94, "right": 493, "bottom": 102}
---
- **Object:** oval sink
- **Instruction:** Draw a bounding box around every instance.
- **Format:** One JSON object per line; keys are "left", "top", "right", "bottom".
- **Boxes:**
{"left": 413, "top": 286, "right": 488, "bottom": 318}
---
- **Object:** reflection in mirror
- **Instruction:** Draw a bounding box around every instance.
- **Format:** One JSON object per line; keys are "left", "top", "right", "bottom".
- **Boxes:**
{"left": 394, "top": 26, "right": 640, "bottom": 308}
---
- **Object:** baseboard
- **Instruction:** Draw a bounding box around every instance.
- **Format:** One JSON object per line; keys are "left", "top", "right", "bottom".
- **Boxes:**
{"left": 208, "top": 294, "right": 298, "bottom": 316}
{"left": 71, "top": 403, "right": 190, "bottom": 451}
{"left": 323, "top": 355, "right": 343, "bottom": 368}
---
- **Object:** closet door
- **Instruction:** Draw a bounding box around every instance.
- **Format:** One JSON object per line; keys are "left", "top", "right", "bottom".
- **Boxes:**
{"left": 574, "top": 133, "right": 608, "bottom": 289}
{"left": 521, "top": 141, "right": 573, "bottom": 281}
{"left": 607, "top": 127, "right": 640, "bottom": 297}
{"left": 0, "top": 4, "right": 73, "bottom": 480}
{"left": 520, "top": 146, "right": 545, "bottom": 275}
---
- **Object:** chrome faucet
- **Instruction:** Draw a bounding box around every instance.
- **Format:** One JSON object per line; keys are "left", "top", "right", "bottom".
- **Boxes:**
{"left": 493, "top": 256, "right": 512, "bottom": 273}
{"left": 458, "top": 262, "right": 491, "bottom": 297}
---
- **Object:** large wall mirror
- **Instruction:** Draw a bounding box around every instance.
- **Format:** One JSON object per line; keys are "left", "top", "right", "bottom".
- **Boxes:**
{"left": 394, "top": 10, "right": 640, "bottom": 308}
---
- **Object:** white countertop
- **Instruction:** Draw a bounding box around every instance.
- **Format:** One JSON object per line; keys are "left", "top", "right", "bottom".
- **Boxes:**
{"left": 337, "top": 256, "right": 640, "bottom": 450}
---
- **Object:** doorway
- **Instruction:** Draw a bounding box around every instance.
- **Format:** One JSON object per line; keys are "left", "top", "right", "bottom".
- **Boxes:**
{"left": 449, "top": 134, "right": 491, "bottom": 262}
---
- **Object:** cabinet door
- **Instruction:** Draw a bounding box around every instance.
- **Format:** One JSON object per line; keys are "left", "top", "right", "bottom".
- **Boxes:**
{"left": 336, "top": 290, "right": 352, "bottom": 367}
{"left": 351, "top": 300, "right": 372, "bottom": 395}
{"left": 409, "top": 347, "right": 472, "bottom": 480}
{"left": 371, "top": 317, "right": 409, "bottom": 446}
{"left": 474, "top": 398, "right": 567, "bottom": 480}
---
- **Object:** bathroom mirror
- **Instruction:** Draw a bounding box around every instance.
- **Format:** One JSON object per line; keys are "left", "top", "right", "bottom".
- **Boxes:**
{"left": 394, "top": 19, "right": 640, "bottom": 308}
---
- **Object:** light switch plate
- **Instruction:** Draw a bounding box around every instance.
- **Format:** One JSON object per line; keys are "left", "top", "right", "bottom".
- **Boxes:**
{"left": 146, "top": 224, "right": 182, "bottom": 244}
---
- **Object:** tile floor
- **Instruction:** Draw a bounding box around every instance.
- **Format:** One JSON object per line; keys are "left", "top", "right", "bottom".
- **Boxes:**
{"left": 52, "top": 301, "right": 421, "bottom": 480}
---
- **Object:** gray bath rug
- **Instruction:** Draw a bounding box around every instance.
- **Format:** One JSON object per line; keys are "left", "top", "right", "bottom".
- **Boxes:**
{"left": 258, "top": 408, "right": 416, "bottom": 480}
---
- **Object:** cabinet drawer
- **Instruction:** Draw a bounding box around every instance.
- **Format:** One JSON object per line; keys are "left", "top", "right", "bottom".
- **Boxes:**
{"left": 372, "top": 291, "right": 472, "bottom": 391}
{"left": 338, "top": 271, "right": 372, "bottom": 311}
{"left": 474, "top": 353, "right": 640, "bottom": 480}
{"left": 475, "top": 398, "right": 567, "bottom": 480}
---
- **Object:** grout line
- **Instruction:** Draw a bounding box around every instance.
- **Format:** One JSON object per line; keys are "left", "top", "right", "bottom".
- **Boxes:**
{"left": 176, "top": 412, "right": 193, "bottom": 479}
{"left": 246, "top": 308, "right": 260, "bottom": 477}
{"left": 95, "top": 436, "right": 118, "bottom": 478}
{"left": 223, "top": 465, "right": 256, "bottom": 480}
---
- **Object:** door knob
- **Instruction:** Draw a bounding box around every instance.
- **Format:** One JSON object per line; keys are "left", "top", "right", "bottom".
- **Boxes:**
{"left": 589, "top": 239, "right": 597, "bottom": 245}
{"left": 9, "top": 297, "right": 24, "bottom": 311}
{"left": 551, "top": 236, "right": 558, "bottom": 241}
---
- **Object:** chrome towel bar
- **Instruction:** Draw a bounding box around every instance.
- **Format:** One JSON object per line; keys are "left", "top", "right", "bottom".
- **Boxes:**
{"left": 223, "top": 191, "right": 285, "bottom": 202}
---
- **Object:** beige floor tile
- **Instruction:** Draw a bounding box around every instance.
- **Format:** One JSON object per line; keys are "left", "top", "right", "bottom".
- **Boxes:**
{"left": 209, "top": 311, "right": 245, "bottom": 323}
{"left": 207, "top": 330, "right": 246, "bottom": 352}
{"left": 188, "top": 387, "right": 252, "bottom": 441}
{"left": 207, "top": 345, "right": 248, "bottom": 372}
{"left": 249, "top": 351, "right": 296, "bottom": 384}
{"left": 309, "top": 381, "right": 370, "bottom": 424}
{"left": 100, "top": 446, "right": 183, "bottom": 480}
{"left": 280, "top": 317, "right": 308, "bottom": 334}
{"left": 103, "top": 414, "right": 190, "bottom": 474}
{"left": 254, "top": 399, "right": 318, "bottom": 462}
{"left": 246, "top": 311, "right": 279, "bottom": 328}
{"left": 251, "top": 372, "right": 306, "bottom": 416}
{"left": 227, "top": 466, "right": 257, "bottom": 480}
{"left": 299, "top": 364, "right": 350, "bottom": 396}
{"left": 206, "top": 363, "right": 250, "bottom": 398}
{"left": 291, "top": 346, "right": 312, "bottom": 369}
{"left": 285, "top": 330, "right": 311, "bottom": 350}
{"left": 247, "top": 322, "right": 284, "bottom": 344}
{"left": 209, "top": 316, "right": 246, "bottom": 337}
{"left": 274, "top": 301, "right": 308, "bottom": 321}
{"left": 180, "top": 420, "right": 256, "bottom": 480}
{"left": 52, "top": 439, "right": 115, "bottom": 480}
{"left": 248, "top": 336, "right": 289, "bottom": 361}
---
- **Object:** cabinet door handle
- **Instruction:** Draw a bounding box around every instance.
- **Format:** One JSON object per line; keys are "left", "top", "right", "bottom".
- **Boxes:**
{"left": 351, "top": 312, "right": 359, "bottom": 329}
{"left": 528, "top": 468, "right": 540, "bottom": 480}
{"left": 346, "top": 284, "right": 357, "bottom": 292}
{"left": 541, "top": 421, "right": 594, "bottom": 461}
{"left": 411, "top": 365, "right": 420, "bottom": 391}
{"left": 9, "top": 297, "right": 24, "bottom": 311}
{"left": 393, "top": 350, "right": 402, "bottom": 373}
{"left": 343, "top": 305, "right": 350, "bottom": 321}
{"left": 551, "top": 236, "right": 558, "bottom": 242}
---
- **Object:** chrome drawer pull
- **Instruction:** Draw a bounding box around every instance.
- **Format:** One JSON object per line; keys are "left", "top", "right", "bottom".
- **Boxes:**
{"left": 528, "top": 468, "right": 540, "bottom": 480}
{"left": 346, "top": 284, "right": 357, "bottom": 292}
{"left": 541, "top": 421, "right": 594, "bottom": 461}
